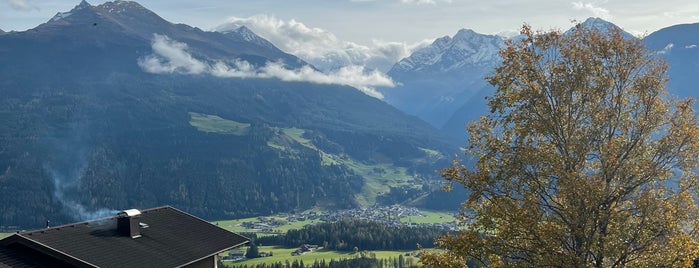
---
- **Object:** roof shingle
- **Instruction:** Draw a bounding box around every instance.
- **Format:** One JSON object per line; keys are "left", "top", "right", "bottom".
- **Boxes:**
{"left": 0, "top": 206, "right": 249, "bottom": 268}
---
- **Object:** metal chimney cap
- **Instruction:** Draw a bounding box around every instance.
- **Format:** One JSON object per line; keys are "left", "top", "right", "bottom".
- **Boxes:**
{"left": 119, "top": 209, "right": 141, "bottom": 217}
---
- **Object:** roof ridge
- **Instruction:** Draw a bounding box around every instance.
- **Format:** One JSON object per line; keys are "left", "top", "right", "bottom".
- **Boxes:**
{"left": 20, "top": 205, "right": 173, "bottom": 235}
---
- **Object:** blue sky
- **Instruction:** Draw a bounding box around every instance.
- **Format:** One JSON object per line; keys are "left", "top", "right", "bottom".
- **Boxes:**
{"left": 3, "top": 0, "right": 699, "bottom": 42}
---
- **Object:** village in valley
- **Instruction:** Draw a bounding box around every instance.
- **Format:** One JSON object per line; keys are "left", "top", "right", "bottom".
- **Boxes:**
{"left": 218, "top": 205, "right": 457, "bottom": 263}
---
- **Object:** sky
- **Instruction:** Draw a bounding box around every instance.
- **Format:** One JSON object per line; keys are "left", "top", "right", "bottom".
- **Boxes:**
{"left": 2, "top": 0, "right": 699, "bottom": 96}
{"left": 3, "top": 0, "right": 699, "bottom": 41}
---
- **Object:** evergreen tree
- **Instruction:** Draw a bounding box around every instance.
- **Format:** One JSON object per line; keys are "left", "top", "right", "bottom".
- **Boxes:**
{"left": 245, "top": 242, "right": 259, "bottom": 259}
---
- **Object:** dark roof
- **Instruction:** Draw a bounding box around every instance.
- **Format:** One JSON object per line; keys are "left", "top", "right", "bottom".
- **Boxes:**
{"left": 0, "top": 242, "right": 75, "bottom": 268}
{"left": 0, "top": 206, "right": 249, "bottom": 268}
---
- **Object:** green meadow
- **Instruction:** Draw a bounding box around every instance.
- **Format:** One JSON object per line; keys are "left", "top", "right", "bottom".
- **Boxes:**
{"left": 188, "top": 112, "right": 251, "bottom": 135}
{"left": 221, "top": 246, "right": 421, "bottom": 267}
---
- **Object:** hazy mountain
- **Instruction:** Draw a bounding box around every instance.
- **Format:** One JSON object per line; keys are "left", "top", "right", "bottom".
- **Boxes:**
{"left": 384, "top": 17, "right": 636, "bottom": 140}
{"left": 380, "top": 29, "right": 506, "bottom": 132}
{"left": 643, "top": 23, "right": 699, "bottom": 100}
{"left": 574, "top": 17, "right": 635, "bottom": 39}
{"left": 0, "top": 0, "right": 455, "bottom": 228}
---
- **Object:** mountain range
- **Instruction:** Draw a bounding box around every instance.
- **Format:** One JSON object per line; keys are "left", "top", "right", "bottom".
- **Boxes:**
{"left": 0, "top": 0, "right": 456, "bottom": 228}
{"left": 380, "top": 29, "right": 505, "bottom": 134}
{"left": 380, "top": 17, "right": 699, "bottom": 140}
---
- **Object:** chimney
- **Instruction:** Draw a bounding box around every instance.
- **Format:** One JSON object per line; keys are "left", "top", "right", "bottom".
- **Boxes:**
{"left": 117, "top": 209, "right": 142, "bottom": 238}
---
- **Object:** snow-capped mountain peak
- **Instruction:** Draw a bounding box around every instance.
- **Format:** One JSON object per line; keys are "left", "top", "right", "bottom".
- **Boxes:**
{"left": 75, "top": 0, "right": 91, "bottom": 10}
{"left": 50, "top": 0, "right": 91, "bottom": 22}
{"left": 390, "top": 28, "right": 505, "bottom": 74}
{"left": 99, "top": 0, "right": 149, "bottom": 14}
{"left": 580, "top": 17, "right": 615, "bottom": 31}
{"left": 571, "top": 17, "right": 635, "bottom": 39}
{"left": 229, "top": 26, "right": 277, "bottom": 50}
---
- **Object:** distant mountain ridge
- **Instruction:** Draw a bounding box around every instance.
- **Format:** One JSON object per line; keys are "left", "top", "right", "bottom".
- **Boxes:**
{"left": 390, "top": 29, "right": 504, "bottom": 75}
{"left": 0, "top": 0, "right": 455, "bottom": 228}
{"left": 36, "top": 0, "right": 305, "bottom": 69}
{"left": 382, "top": 17, "right": 640, "bottom": 140}
{"left": 642, "top": 23, "right": 699, "bottom": 100}
{"left": 380, "top": 29, "right": 505, "bottom": 131}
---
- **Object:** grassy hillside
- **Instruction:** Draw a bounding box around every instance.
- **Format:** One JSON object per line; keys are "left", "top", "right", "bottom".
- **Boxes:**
{"left": 189, "top": 112, "right": 250, "bottom": 135}
{"left": 268, "top": 127, "right": 435, "bottom": 207}
{"left": 191, "top": 111, "right": 444, "bottom": 208}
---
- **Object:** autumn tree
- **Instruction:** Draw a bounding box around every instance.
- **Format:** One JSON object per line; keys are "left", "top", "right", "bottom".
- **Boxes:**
{"left": 421, "top": 23, "right": 699, "bottom": 267}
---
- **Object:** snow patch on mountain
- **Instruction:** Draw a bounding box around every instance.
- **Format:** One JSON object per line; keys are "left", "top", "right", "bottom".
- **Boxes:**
{"left": 51, "top": 12, "right": 73, "bottom": 21}
{"left": 391, "top": 29, "right": 505, "bottom": 74}
{"left": 225, "top": 26, "right": 278, "bottom": 50}
{"left": 50, "top": 0, "right": 91, "bottom": 22}
{"left": 100, "top": 0, "right": 149, "bottom": 14}
{"left": 570, "top": 17, "right": 635, "bottom": 39}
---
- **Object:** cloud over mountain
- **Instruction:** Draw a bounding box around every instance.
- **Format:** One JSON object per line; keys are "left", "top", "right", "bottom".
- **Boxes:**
{"left": 214, "top": 14, "right": 431, "bottom": 72}
{"left": 572, "top": 1, "right": 611, "bottom": 19}
{"left": 138, "top": 34, "right": 393, "bottom": 98}
{"left": 138, "top": 34, "right": 209, "bottom": 74}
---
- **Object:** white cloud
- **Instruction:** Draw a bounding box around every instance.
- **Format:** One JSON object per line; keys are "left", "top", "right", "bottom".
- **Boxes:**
{"left": 214, "top": 14, "right": 431, "bottom": 72}
{"left": 138, "top": 34, "right": 209, "bottom": 74}
{"left": 572, "top": 2, "right": 611, "bottom": 19}
{"left": 210, "top": 60, "right": 258, "bottom": 78}
{"left": 259, "top": 64, "right": 392, "bottom": 98}
{"left": 139, "top": 34, "right": 394, "bottom": 98}
{"left": 1, "top": 0, "right": 38, "bottom": 11}
{"left": 686, "top": 44, "right": 697, "bottom": 49}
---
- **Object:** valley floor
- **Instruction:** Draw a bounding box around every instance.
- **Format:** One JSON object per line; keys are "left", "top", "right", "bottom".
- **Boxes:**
{"left": 222, "top": 246, "right": 422, "bottom": 268}
{"left": 212, "top": 205, "right": 457, "bottom": 235}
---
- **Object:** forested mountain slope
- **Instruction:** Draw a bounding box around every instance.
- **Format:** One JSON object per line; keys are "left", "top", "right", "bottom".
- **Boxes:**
{"left": 0, "top": 1, "right": 455, "bottom": 228}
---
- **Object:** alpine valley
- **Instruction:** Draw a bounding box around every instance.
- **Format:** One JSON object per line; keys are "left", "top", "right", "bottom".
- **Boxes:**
{"left": 2, "top": 0, "right": 699, "bottom": 230}
{"left": 0, "top": 0, "right": 457, "bottom": 228}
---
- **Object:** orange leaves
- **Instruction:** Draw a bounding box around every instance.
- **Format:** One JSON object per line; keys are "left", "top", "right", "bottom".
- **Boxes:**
{"left": 424, "top": 21, "right": 699, "bottom": 267}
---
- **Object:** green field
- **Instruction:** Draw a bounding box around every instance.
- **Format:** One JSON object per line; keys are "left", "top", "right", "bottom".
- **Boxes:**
{"left": 400, "top": 210, "right": 456, "bottom": 224}
{"left": 188, "top": 112, "right": 251, "bottom": 135}
{"left": 0, "top": 233, "right": 12, "bottom": 239}
{"left": 222, "top": 246, "right": 421, "bottom": 267}
{"left": 344, "top": 160, "right": 414, "bottom": 206}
